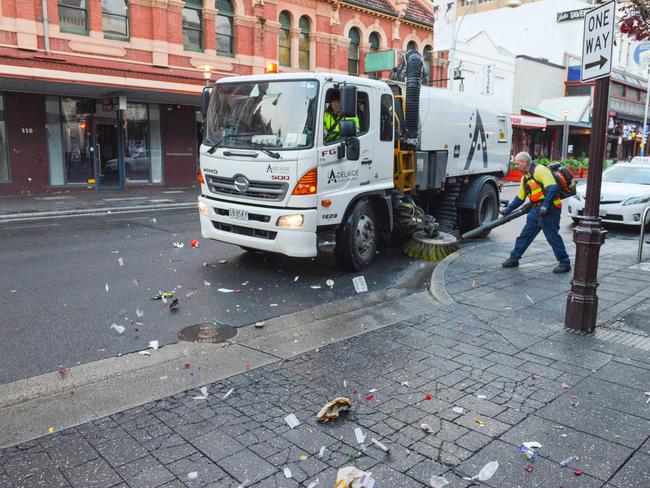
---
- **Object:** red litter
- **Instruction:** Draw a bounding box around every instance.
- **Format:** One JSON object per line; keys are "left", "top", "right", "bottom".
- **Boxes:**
{"left": 425, "top": 394, "right": 432, "bottom": 400}
{"left": 183, "top": 362, "right": 190, "bottom": 369}
{"left": 191, "top": 240, "right": 199, "bottom": 248}
{"left": 574, "top": 471, "right": 583, "bottom": 476}
{"left": 365, "top": 394, "right": 374, "bottom": 401}
{"left": 58, "top": 368, "right": 69, "bottom": 379}
{"left": 525, "top": 465, "right": 534, "bottom": 473}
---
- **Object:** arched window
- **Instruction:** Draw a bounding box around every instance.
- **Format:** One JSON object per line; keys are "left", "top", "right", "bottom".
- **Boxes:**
{"left": 348, "top": 27, "right": 360, "bottom": 75}
{"left": 368, "top": 32, "right": 380, "bottom": 80}
{"left": 102, "top": 0, "right": 129, "bottom": 39}
{"left": 279, "top": 11, "right": 291, "bottom": 67}
{"left": 423, "top": 45, "right": 433, "bottom": 85}
{"left": 216, "top": 0, "right": 234, "bottom": 56}
{"left": 406, "top": 40, "right": 417, "bottom": 52}
{"left": 299, "top": 16, "right": 310, "bottom": 70}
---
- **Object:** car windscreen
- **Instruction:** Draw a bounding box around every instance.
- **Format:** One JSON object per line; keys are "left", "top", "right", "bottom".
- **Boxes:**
{"left": 205, "top": 79, "right": 319, "bottom": 150}
{"left": 603, "top": 166, "right": 650, "bottom": 185}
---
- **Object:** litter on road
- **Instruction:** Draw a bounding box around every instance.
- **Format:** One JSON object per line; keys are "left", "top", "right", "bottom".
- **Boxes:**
{"left": 118, "top": 257, "right": 124, "bottom": 266}
{"left": 353, "top": 276, "right": 368, "bottom": 293}
{"left": 193, "top": 386, "right": 209, "bottom": 400}
{"left": 370, "top": 438, "right": 390, "bottom": 453}
{"left": 316, "top": 397, "right": 351, "bottom": 422}
{"left": 187, "top": 471, "right": 198, "bottom": 480}
{"left": 255, "top": 321, "right": 265, "bottom": 328}
{"left": 169, "top": 298, "right": 179, "bottom": 311}
{"left": 430, "top": 475, "right": 449, "bottom": 488}
{"left": 148, "top": 340, "right": 159, "bottom": 350}
{"left": 463, "top": 460, "right": 499, "bottom": 482}
{"left": 319, "top": 446, "right": 326, "bottom": 458}
{"left": 520, "top": 441, "right": 542, "bottom": 461}
{"left": 105, "top": 283, "right": 109, "bottom": 292}
{"left": 223, "top": 388, "right": 234, "bottom": 400}
{"left": 421, "top": 423, "right": 434, "bottom": 434}
{"left": 110, "top": 323, "right": 125, "bottom": 334}
{"left": 173, "top": 241, "right": 184, "bottom": 248}
{"left": 336, "top": 467, "right": 376, "bottom": 488}
{"left": 283, "top": 467, "right": 292, "bottom": 479}
{"left": 307, "top": 479, "right": 319, "bottom": 488}
{"left": 560, "top": 456, "right": 578, "bottom": 467}
{"left": 354, "top": 427, "right": 366, "bottom": 444}
{"left": 326, "top": 279, "right": 334, "bottom": 289}
{"left": 218, "top": 288, "right": 235, "bottom": 293}
{"left": 285, "top": 413, "right": 300, "bottom": 429}
{"left": 191, "top": 239, "right": 199, "bottom": 248}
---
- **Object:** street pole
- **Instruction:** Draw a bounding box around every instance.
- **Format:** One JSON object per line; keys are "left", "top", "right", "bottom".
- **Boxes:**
{"left": 565, "top": 76, "right": 609, "bottom": 332}
{"left": 641, "top": 65, "right": 650, "bottom": 157}
{"left": 562, "top": 117, "right": 569, "bottom": 160}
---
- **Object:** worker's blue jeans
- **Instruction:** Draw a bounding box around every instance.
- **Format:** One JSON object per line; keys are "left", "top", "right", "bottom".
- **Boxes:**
{"left": 509, "top": 205, "right": 570, "bottom": 267}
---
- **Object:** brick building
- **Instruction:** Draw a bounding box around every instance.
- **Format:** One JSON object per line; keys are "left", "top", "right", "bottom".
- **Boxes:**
{"left": 0, "top": 0, "right": 434, "bottom": 194}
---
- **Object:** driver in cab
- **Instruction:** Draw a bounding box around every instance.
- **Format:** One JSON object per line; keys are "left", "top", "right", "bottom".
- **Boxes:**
{"left": 323, "top": 91, "right": 360, "bottom": 143}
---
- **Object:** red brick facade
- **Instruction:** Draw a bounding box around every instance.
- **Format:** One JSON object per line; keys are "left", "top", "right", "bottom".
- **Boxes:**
{"left": 0, "top": 0, "right": 441, "bottom": 193}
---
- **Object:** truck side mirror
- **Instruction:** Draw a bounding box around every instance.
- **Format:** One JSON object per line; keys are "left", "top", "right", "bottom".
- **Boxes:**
{"left": 201, "top": 87, "right": 211, "bottom": 118}
{"left": 339, "top": 120, "right": 356, "bottom": 138}
{"left": 340, "top": 85, "right": 357, "bottom": 117}
{"left": 346, "top": 137, "right": 360, "bottom": 161}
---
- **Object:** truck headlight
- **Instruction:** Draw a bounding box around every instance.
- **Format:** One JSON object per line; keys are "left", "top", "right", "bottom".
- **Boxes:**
{"left": 198, "top": 201, "right": 209, "bottom": 216}
{"left": 277, "top": 214, "right": 304, "bottom": 228}
{"left": 622, "top": 195, "right": 650, "bottom": 206}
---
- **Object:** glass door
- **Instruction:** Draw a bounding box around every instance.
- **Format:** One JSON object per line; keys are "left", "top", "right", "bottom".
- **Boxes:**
{"left": 95, "top": 120, "right": 123, "bottom": 189}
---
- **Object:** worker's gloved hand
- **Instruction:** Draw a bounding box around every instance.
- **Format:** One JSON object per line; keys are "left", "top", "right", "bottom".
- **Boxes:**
{"left": 539, "top": 206, "right": 549, "bottom": 217}
{"left": 499, "top": 208, "right": 510, "bottom": 216}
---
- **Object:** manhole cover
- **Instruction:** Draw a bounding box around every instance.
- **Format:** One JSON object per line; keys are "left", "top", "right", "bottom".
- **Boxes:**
{"left": 178, "top": 324, "right": 237, "bottom": 343}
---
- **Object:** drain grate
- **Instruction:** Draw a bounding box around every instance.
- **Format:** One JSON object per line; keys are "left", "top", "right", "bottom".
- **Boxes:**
{"left": 178, "top": 323, "right": 237, "bottom": 343}
{"left": 594, "top": 327, "right": 650, "bottom": 351}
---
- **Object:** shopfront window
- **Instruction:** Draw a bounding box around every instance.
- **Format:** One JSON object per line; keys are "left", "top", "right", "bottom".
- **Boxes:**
{"left": 0, "top": 95, "right": 8, "bottom": 181}
{"left": 102, "top": 0, "right": 129, "bottom": 39}
{"left": 124, "top": 103, "right": 151, "bottom": 182}
{"left": 60, "top": 98, "right": 94, "bottom": 184}
{"left": 58, "top": 0, "right": 89, "bottom": 34}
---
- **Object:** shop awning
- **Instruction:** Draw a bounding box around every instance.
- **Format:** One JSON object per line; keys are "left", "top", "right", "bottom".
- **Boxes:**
{"left": 521, "top": 96, "right": 591, "bottom": 128}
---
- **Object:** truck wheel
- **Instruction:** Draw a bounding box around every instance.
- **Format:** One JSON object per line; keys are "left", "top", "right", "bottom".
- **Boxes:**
{"left": 334, "top": 199, "right": 379, "bottom": 270}
{"left": 460, "top": 184, "right": 499, "bottom": 236}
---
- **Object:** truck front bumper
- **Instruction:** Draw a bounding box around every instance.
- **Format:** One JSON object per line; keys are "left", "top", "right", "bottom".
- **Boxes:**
{"left": 198, "top": 195, "right": 318, "bottom": 257}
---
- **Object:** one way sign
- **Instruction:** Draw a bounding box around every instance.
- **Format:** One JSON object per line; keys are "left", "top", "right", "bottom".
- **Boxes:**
{"left": 581, "top": 0, "right": 616, "bottom": 82}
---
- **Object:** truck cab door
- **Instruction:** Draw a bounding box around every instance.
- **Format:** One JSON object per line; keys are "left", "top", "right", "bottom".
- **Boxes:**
{"left": 318, "top": 83, "right": 373, "bottom": 191}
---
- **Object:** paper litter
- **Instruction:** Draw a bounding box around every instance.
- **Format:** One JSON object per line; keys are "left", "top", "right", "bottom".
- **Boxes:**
{"left": 319, "top": 446, "right": 326, "bottom": 458}
{"left": 173, "top": 242, "right": 184, "bottom": 248}
{"left": 336, "top": 467, "right": 376, "bottom": 488}
{"left": 307, "top": 479, "right": 320, "bottom": 488}
{"left": 316, "top": 397, "right": 352, "bottom": 422}
{"left": 560, "top": 455, "right": 578, "bottom": 467}
{"left": 118, "top": 257, "right": 124, "bottom": 266}
{"left": 421, "top": 423, "right": 434, "bottom": 434}
{"left": 105, "top": 283, "right": 110, "bottom": 292}
{"left": 148, "top": 340, "right": 159, "bottom": 350}
{"left": 187, "top": 472, "right": 198, "bottom": 480}
{"left": 526, "top": 294, "right": 535, "bottom": 304}
{"left": 520, "top": 442, "right": 542, "bottom": 461}
{"left": 326, "top": 279, "right": 334, "bottom": 289}
{"left": 285, "top": 413, "right": 300, "bottom": 429}
{"left": 204, "top": 281, "right": 211, "bottom": 287}
{"left": 283, "top": 467, "right": 292, "bottom": 479}
{"left": 217, "top": 288, "right": 234, "bottom": 293}
{"left": 110, "top": 323, "right": 125, "bottom": 334}
{"left": 223, "top": 388, "right": 234, "bottom": 400}
{"left": 452, "top": 406, "right": 465, "bottom": 414}
{"left": 352, "top": 276, "right": 368, "bottom": 293}
{"left": 193, "top": 386, "right": 209, "bottom": 400}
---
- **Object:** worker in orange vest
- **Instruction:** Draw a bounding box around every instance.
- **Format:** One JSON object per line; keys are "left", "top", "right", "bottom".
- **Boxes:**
{"left": 501, "top": 151, "right": 571, "bottom": 273}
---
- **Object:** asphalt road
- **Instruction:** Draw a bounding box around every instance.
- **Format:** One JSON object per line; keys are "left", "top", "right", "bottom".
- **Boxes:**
{"left": 0, "top": 208, "right": 416, "bottom": 384}
{"left": 1, "top": 187, "right": 640, "bottom": 384}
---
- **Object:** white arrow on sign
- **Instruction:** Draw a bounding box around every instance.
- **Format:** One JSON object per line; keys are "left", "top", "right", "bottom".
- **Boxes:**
{"left": 581, "top": 0, "right": 616, "bottom": 82}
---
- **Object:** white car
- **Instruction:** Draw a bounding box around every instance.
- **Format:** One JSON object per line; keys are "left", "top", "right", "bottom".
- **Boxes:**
{"left": 566, "top": 157, "right": 650, "bottom": 226}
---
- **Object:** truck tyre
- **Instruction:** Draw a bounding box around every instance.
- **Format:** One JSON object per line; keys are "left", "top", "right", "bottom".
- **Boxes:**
{"left": 459, "top": 183, "right": 499, "bottom": 236}
{"left": 334, "top": 199, "right": 379, "bottom": 271}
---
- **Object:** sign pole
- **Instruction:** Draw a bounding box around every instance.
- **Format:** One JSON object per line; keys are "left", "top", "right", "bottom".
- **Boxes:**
{"left": 565, "top": 77, "right": 609, "bottom": 332}
{"left": 565, "top": 0, "right": 614, "bottom": 332}
{"left": 642, "top": 65, "right": 650, "bottom": 157}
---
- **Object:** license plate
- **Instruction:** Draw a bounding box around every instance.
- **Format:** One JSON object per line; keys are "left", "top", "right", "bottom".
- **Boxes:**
{"left": 228, "top": 209, "right": 249, "bottom": 221}
{"left": 599, "top": 209, "right": 607, "bottom": 217}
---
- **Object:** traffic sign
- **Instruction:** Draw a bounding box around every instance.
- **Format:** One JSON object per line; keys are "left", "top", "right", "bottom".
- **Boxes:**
{"left": 581, "top": 0, "right": 616, "bottom": 82}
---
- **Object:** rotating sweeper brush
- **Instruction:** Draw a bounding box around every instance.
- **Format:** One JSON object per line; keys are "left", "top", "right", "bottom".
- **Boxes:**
{"left": 396, "top": 201, "right": 460, "bottom": 261}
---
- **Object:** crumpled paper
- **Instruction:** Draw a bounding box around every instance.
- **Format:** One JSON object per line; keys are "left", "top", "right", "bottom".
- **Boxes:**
{"left": 335, "top": 466, "right": 376, "bottom": 488}
{"left": 316, "top": 397, "right": 351, "bottom": 423}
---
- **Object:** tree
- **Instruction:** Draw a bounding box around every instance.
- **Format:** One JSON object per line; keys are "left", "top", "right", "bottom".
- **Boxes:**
{"left": 619, "top": 0, "right": 650, "bottom": 41}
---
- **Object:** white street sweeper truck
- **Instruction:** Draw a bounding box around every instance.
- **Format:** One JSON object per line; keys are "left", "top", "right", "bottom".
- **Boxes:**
{"left": 197, "top": 51, "right": 512, "bottom": 270}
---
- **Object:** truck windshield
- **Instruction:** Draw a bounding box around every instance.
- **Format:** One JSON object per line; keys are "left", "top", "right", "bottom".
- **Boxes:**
{"left": 205, "top": 79, "right": 319, "bottom": 150}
